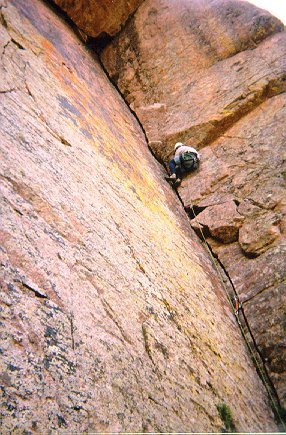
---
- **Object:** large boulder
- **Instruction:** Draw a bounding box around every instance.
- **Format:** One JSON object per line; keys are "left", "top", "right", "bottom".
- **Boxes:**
{"left": 190, "top": 200, "right": 244, "bottom": 243}
{"left": 101, "top": 0, "right": 286, "bottom": 408}
{"left": 53, "top": 0, "right": 144, "bottom": 38}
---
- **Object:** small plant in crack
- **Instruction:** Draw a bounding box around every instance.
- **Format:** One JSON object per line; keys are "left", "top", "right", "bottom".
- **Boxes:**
{"left": 217, "top": 403, "right": 236, "bottom": 433}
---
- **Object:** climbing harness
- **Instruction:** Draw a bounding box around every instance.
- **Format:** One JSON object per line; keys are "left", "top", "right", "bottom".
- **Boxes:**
{"left": 186, "top": 182, "right": 286, "bottom": 431}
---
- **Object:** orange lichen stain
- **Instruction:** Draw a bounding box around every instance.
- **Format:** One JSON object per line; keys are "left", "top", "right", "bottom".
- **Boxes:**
{"left": 36, "top": 33, "right": 146, "bottom": 167}
{"left": 40, "top": 38, "right": 55, "bottom": 57}
{"left": 18, "top": 2, "right": 190, "bottom": 249}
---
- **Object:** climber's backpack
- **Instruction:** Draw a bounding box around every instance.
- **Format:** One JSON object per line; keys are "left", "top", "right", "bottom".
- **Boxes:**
{"left": 180, "top": 152, "right": 199, "bottom": 171}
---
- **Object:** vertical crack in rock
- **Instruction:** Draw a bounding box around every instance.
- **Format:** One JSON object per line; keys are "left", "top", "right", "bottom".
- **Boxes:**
{"left": 99, "top": 27, "right": 285, "bottom": 427}
{"left": 100, "top": 298, "right": 133, "bottom": 345}
{"left": 141, "top": 323, "right": 155, "bottom": 365}
{"left": 98, "top": 0, "right": 286, "bottom": 417}
{"left": 96, "top": 40, "right": 283, "bottom": 421}
{"left": 95, "top": 47, "right": 168, "bottom": 168}
{"left": 69, "top": 313, "right": 75, "bottom": 350}
{"left": 199, "top": 239, "right": 281, "bottom": 411}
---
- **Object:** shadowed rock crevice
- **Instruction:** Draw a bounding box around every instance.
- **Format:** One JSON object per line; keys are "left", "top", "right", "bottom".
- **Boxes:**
{"left": 95, "top": 46, "right": 168, "bottom": 170}
{"left": 21, "top": 280, "right": 48, "bottom": 298}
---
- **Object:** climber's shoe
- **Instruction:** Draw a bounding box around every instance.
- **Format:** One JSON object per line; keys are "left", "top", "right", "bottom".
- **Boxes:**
{"left": 165, "top": 173, "right": 177, "bottom": 183}
{"left": 165, "top": 174, "right": 181, "bottom": 188}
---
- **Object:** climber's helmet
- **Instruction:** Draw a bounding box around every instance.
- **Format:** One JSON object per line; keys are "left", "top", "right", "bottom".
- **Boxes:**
{"left": 174, "top": 142, "right": 184, "bottom": 151}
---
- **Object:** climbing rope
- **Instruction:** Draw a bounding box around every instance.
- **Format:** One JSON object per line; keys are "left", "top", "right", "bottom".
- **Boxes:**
{"left": 186, "top": 182, "right": 286, "bottom": 431}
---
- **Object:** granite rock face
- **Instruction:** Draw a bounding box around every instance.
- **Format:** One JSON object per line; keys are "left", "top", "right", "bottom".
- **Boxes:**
{"left": 101, "top": 0, "right": 285, "bottom": 158}
{"left": 0, "top": 0, "right": 278, "bottom": 432}
{"left": 101, "top": 0, "right": 286, "bottom": 408}
{"left": 185, "top": 94, "right": 286, "bottom": 407}
{"left": 53, "top": 0, "right": 143, "bottom": 38}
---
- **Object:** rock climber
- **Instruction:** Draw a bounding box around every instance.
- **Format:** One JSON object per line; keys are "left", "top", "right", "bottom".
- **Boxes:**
{"left": 165, "top": 142, "right": 200, "bottom": 186}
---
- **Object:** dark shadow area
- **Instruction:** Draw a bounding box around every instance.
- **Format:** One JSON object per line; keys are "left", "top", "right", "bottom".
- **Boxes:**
{"left": 185, "top": 204, "right": 206, "bottom": 219}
